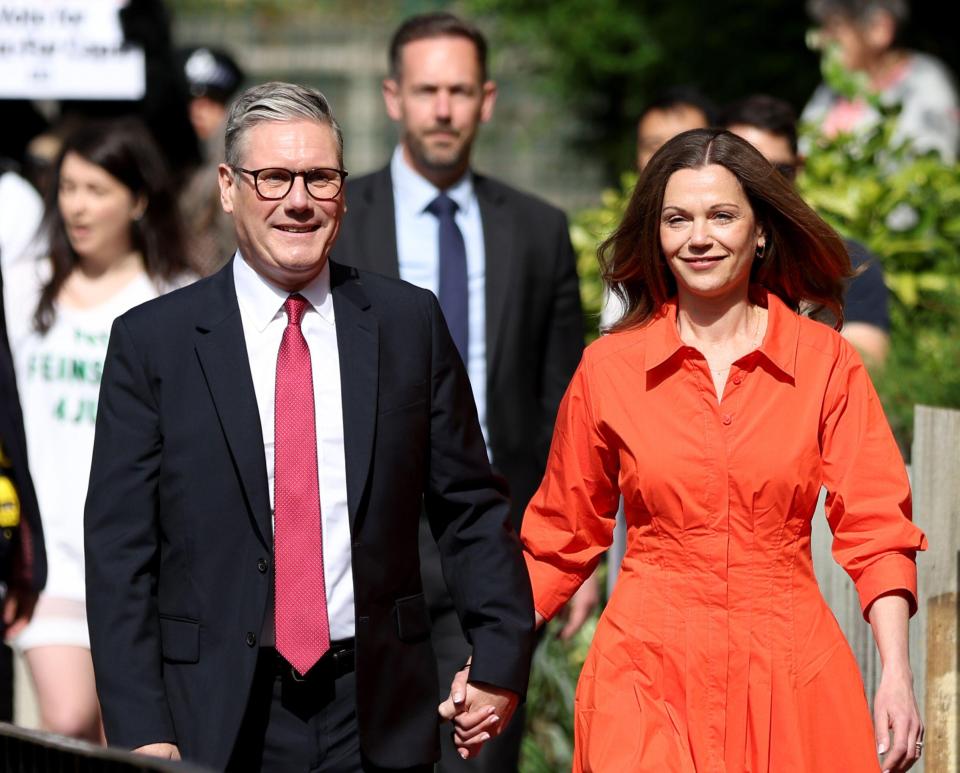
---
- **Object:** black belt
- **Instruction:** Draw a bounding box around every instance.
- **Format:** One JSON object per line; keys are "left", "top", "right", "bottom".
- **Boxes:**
{"left": 266, "top": 639, "right": 355, "bottom": 682}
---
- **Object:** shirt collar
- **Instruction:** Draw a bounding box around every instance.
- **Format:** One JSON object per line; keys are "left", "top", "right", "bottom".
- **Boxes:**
{"left": 756, "top": 291, "right": 799, "bottom": 379}
{"left": 233, "top": 251, "right": 334, "bottom": 332}
{"left": 643, "top": 288, "right": 798, "bottom": 379}
{"left": 390, "top": 145, "right": 475, "bottom": 217}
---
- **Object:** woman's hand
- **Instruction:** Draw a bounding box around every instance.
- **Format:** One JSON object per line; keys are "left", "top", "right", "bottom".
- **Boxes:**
{"left": 873, "top": 665, "right": 923, "bottom": 773}
{"left": 438, "top": 658, "right": 519, "bottom": 759}
{"left": 868, "top": 592, "right": 923, "bottom": 772}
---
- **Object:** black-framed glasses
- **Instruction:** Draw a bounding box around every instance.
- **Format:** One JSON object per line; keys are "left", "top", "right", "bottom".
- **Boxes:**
{"left": 233, "top": 166, "right": 348, "bottom": 201}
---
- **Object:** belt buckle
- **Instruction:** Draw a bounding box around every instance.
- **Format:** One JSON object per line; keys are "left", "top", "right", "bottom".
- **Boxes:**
{"left": 289, "top": 665, "right": 305, "bottom": 682}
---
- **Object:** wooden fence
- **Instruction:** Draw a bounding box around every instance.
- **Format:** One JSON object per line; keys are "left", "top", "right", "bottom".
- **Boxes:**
{"left": 813, "top": 404, "right": 960, "bottom": 773}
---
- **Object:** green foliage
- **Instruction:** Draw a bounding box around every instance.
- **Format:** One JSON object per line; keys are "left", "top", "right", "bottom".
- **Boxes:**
{"left": 521, "top": 616, "right": 597, "bottom": 772}
{"left": 570, "top": 173, "right": 636, "bottom": 341}
{"left": 463, "top": 1, "right": 816, "bottom": 177}
{"left": 798, "top": 104, "right": 960, "bottom": 452}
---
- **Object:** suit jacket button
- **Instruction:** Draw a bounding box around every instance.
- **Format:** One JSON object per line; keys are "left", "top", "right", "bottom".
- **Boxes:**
{"left": 245, "top": 632, "right": 257, "bottom": 647}
{"left": 257, "top": 558, "right": 268, "bottom": 574}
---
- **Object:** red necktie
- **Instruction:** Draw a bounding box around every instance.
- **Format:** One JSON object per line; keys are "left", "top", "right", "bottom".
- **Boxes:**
{"left": 274, "top": 294, "right": 329, "bottom": 675}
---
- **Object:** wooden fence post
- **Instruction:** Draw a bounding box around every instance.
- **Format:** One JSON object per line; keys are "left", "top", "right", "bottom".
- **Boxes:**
{"left": 912, "top": 405, "right": 960, "bottom": 773}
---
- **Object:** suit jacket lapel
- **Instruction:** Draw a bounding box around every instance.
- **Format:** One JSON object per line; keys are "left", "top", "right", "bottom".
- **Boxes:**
{"left": 330, "top": 261, "right": 378, "bottom": 530}
{"left": 476, "top": 175, "right": 514, "bottom": 384}
{"left": 194, "top": 261, "right": 272, "bottom": 549}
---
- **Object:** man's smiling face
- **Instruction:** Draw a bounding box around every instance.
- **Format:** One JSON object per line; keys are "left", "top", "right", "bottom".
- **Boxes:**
{"left": 219, "top": 119, "right": 345, "bottom": 291}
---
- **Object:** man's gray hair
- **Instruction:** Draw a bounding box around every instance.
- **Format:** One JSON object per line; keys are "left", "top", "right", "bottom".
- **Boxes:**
{"left": 224, "top": 81, "right": 344, "bottom": 169}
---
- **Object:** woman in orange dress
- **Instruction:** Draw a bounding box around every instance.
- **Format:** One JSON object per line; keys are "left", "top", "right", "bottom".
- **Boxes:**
{"left": 449, "top": 129, "right": 926, "bottom": 772}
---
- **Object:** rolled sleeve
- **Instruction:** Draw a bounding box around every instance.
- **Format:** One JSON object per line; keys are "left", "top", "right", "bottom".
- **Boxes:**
{"left": 855, "top": 551, "right": 925, "bottom": 619}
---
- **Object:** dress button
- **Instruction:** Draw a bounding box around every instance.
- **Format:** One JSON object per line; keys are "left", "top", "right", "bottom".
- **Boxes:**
{"left": 722, "top": 414, "right": 733, "bottom": 425}
{"left": 245, "top": 632, "right": 257, "bottom": 647}
{"left": 257, "top": 558, "right": 268, "bottom": 574}
{"left": 733, "top": 374, "right": 743, "bottom": 385}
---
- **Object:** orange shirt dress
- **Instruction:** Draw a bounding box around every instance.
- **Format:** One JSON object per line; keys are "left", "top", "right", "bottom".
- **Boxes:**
{"left": 522, "top": 292, "right": 927, "bottom": 773}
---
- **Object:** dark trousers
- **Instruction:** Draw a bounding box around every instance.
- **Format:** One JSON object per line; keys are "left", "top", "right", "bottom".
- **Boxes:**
{"left": 228, "top": 647, "right": 430, "bottom": 773}
{"left": 419, "top": 519, "right": 524, "bottom": 773}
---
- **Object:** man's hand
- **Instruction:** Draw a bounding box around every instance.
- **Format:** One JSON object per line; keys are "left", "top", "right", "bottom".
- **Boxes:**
{"left": 438, "top": 663, "right": 519, "bottom": 760}
{"left": 134, "top": 743, "right": 181, "bottom": 760}
{"left": 555, "top": 569, "right": 601, "bottom": 640}
{"left": 2, "top": 587, "right": 37, "bottom": 641}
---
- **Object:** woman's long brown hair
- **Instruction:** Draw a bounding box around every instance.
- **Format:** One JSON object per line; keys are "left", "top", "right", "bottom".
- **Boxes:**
{"left": 600, "top": 128, "right": 852, "bottom": 332}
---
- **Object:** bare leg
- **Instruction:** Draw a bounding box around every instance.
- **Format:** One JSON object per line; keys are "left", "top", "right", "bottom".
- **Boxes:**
{"left": 24, "top": 645, "right": 104, "bottom": 743}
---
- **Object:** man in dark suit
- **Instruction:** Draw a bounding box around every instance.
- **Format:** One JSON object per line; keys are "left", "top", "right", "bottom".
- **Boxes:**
{"left": 333, "top": 13, "right": 588, "bottom": 769}
{"left": 0, "top": 257, "right": 46, "bottom": 720}
{"left": 84, "top": 81, "right": 534, "bottom": 772}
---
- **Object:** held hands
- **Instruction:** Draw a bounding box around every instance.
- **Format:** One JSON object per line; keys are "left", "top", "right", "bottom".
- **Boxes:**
{"left": 134, "top": 743, "right": 181, "bottom": 760}
{"left": 437, "top": 660, "right": 519, "bottom": 760}
{"left": 874, "top": 666, "right": 923, "bottom": 773}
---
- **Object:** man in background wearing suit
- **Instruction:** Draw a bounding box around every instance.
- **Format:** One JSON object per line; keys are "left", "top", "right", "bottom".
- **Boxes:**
{"left": 84, "top": 82, "right": 534, "bottom": 772}
{"left": 333, "top": 12, "right": 590, "bottom": 770}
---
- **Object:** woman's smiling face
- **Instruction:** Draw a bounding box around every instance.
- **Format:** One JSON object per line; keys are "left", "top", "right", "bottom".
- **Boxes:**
{"left": 659, "top": 164, "right": 764, "bottom": 304}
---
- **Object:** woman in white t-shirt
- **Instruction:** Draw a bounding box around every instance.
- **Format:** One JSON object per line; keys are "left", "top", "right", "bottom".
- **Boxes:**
{"left": 5, "top": 118, "right": 194, "bottom": 742}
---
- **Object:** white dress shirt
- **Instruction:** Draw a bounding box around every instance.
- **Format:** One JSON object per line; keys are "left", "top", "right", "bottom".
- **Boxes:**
{"left": 233, "top": 254, "right": 355, "bottom": 640}
{"left": 390, "top": 146, "right": 490, "bottom": 455}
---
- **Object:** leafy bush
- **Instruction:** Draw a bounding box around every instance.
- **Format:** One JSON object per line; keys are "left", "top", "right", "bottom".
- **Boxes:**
{"left": 520, "top": 616, "right": 596, "bottom": 771}
{"left": 798, "top": 117, "right": 960, "bottom": 452}
{"left": 569, "top": 172, "right": 636, "bottom": 342}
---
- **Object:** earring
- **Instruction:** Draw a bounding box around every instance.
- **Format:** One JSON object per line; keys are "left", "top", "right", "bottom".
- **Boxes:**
{"left": 755, "top": 241, "right": 766, "bottom": 259}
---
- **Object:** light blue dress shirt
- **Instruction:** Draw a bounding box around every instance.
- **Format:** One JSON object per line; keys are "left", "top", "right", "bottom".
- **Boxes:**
{"left": 390, "top": 147, "right": 489, "bottom": 455}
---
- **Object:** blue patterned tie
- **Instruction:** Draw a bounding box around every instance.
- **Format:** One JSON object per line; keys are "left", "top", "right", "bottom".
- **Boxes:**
{"left": 426, "top": 192, "right": 469, "bottom": 363}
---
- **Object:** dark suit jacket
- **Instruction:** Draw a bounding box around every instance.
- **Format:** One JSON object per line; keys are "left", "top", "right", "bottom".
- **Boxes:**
{"left": 84, "top": 259, "right": 535, "bottom": 770}
{"left": 0, "top": 263, "right": 45, "bottom": 602}
{"left": 334, "top": 167, "right": 584, "bottom": 527}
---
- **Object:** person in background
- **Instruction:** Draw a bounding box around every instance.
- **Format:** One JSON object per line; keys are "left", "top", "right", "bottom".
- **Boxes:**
{"left": 334, "top": 14, "right": 586, "bottom": 771}
{"left": 180, "top": 46, "right": 246, "bottom": 146}
{"left": 0, "top": 159, "right": 47, "bottom": 722}
{"left": 636, "top": 86, "right": 716, "bottom": 171}
{"left": 4, "top": 118, "right": 193, "bottom": 742}
{"left": 721, "top": 94, "right": 891, "bottom": 365}
{"left": 802, "top": 0, "right": 959, "bottom": 162}
{"left": 450, "top": 128, "right": 925, "bottom": 773}
{"left": 0, "top": 161, "right": 44, "bottom": 268}
{"left": 0, "top": 199, "right": 47, "bottom": 723}
{"left": 178, "top": 46, "right": 246, "bottom": 275}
